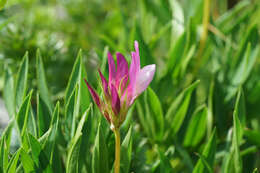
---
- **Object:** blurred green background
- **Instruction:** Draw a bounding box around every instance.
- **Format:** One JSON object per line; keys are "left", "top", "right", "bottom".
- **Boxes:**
{"left": 0, "top": 0, "right": 260, "bottom": 172}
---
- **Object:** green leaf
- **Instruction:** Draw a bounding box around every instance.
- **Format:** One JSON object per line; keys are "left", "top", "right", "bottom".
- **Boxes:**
{"left": 136, "top": 100, "right": 151, "bottom": 139}
{"left": 222, "top": 90, "right": 244, "bottom": 173}
{"left": 37, "top": 93, "right": 52, "bottom": 137}
{"left": 193, "top": 128, "right": 217, "bottom": 173}
{"left": 120, "top": 126, "right": 133, "bottom": 173}
{"left": 232, "top": 104, "right": 243, "bottom": 173}
{"left": 153, "top": 147, "right": 173, "bottom": 172}
{"left": 41, "top": 102, "right": 60, "bottom": 163}
{"left": 27, "top": 133, "right": 52, "bottom": 172}
{"left": 65, "top": 50, "right": 90, "bottom": 113}
{"left": 20, "top": 148, "right": 35, "bottom": 173}
{"left": 145, "top": 87, "right": 164, "bottom": 141}
{"left": 16, "top": 90, "right": 33, "bottom": 137}
{"left": 66, "top": 135, "right": 82, "bottom": 173}
{"left": 91, "top": 123, "right": 109, "bottom": 173}
{"left": 0, "top": 121, "right": 14, "bottom": 172}
{"left": 166, "top": 32, "right": 186, "bottom": 77}
{"left": 195, "top": 153, "right": 213, "bottom": 173}
{"left": 36, "top": 49, "right": 54, "bottom": 112}
{"left": 166, "top": 80, "right": 200, "bottom": 136}
{"left": 183, "top": 105, "right": 207, "bottom": 147}
{"left": 65, "top": 85, "right": 78, "bottom": 139}
{"left": 3, "top": 67, "right": 15, "bottom": 117}
{"left": 15, "top": 52, "right": 29, "bottom": 109}
{"left": 78, "top": 105, "right": 92, "bottom": 172}
{"left": 66, "top": 107, "right": 90, "bottom": 173}
{"left": 226, "top": 43, "right": 259, "bottom": 101}
{"left": 6, "top": 148, "right": 21, "bottom": 173}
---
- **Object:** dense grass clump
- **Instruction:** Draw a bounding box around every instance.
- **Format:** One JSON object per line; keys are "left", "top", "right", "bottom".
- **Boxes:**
{"left": 0, "top": 0, "right": 260, "bottom": 172}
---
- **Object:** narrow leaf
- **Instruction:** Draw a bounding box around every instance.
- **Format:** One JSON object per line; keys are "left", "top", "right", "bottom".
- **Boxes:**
{"left": 193, "top": 128, "right": 217, "bottom": 173}
{"left": 15, "top": 52, "right": 29, "bottom": 109}
{"left": 92, "top": 123, "right": 109, "bottom": 173}
{"left": 36, "top": 49, "right": 53, "bottom": 112}
{"left": 16, "top": 90, "right": 33, "bottom": 137}
{"left": 3, "top": 67, "right": 15, "bottom": 117}
{"left": 120, "top": 126, "right": 133, "bottom": 173}
{"left": 184, "top": 105, "right": 207, "bottom": 147}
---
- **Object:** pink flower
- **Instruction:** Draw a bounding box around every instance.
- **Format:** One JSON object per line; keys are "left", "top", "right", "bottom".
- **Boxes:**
{"left": 85, "top": 41, "right": 156, "bottom": 128}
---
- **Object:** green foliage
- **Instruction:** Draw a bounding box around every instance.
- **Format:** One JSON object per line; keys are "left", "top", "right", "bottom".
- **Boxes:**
{"left": 0, "top": 0, "right": 260, "bottom": 172}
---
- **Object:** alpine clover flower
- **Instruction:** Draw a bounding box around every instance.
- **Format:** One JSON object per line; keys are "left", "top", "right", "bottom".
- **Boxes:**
{"left": 84, "top": 41, "right": 156, "bottom": 130}
{"left": 84, "top": 41, "right": 155, "bottom": 173}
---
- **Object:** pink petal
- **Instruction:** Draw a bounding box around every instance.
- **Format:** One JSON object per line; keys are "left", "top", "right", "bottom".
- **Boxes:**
{"left": 98, "top": 70, "right": 109, "bottom": 97}
{"left": 84, "top": 79, "right": 102, "bottom": 109}
{"left": 129, "top": 41, "right": 141, "bottom": 84}
{"left": 110, "top": 84, "right": 121, "bottom": 115}
{"left": 134, "top": 64, "right": 156, "bottom": 97}
{"left": 108, "top": 52, "right": 116, "bottom": 87}
{"left": 134, "top": 41, "right": 140, "bottom": 67}
{"left": 115, "top": 52, "right": 129, "bottom": 91}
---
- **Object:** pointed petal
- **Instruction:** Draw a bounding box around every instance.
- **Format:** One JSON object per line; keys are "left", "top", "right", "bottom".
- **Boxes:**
{"left": 108, "top": 52, "right": 116, "bottom": 86}
{"left": 134, "top": 41, "right": 140, "bottom": 69}
{"left": 115, "top": 52, "right": 128, "bottom": 91}
{"left": 110, "top": 84, "right": 121, "bottom": 115}
{"left": 84, "top": 79, "right": 102, "bottom": 109}
{"left": 98, "top": 70, "right": 109, "bottom": 97}
{"left": 129, "top": 52, "right": 138, "bottom": 86}
{"left": 129, "top": 41, "right": 141, "bottom": 85}
{"left": 134, "top": 64, "right": 156, "bottom": 97}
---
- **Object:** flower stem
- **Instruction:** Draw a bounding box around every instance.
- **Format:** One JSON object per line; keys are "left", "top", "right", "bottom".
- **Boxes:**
{"left": 114, "top": 128, "right": 120, "bottom": 173}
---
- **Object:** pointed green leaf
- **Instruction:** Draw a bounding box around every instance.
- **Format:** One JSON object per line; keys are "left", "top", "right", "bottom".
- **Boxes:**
{"left": 66, "top": 135, "right": 82, "bottom": 173}
{"left": 184, "top": 105, "right": 207, "bottom": 147}
{"left": 193, "top": 128, "right": 216, "bottom": 173}
{"left": 36, "top": 49, "right": 53, "bottom": 112}
{"left": 20, "top": 148, "right": 35, "bottom": 173}
{"left": 78, "top": 105, "right": 93, "bottom": 172}
{"left": 0, "top": 121, "right": 14, "bottom": 172}
{"left": 92, "top": 124, "right": 109, "bottom": 173}
{"left": 65, "top": 50, "right": 90, "bottom": 110}
{"left": 65, "top": 85, "right": 78, "bottom": 139}
{"left": 66, "top": 107, "right": 90, "bottom": 173}
{"left": 232, "top": 103, "right": 243, "bottom": 173}
{"left": 16, "top": 90, "right": 33, "bottom": 137}
{"left": 27, "top": 133, "right": 52, "bottom": 172}
{"left": 3, "top": 67, "right": 15, "bottom": 117}
{"left": 195, "top": 153, "right": 213, "bottom": 173}
{"left": 120, "top": 126, "right": 133, "bottom": 173}
{"left": 37, "top": 93, "right": 52, "bottom": 137}
{"left": 42, "top": 102, "right": 60, "bottom": 163}
{"left": 226, "top": 43, "right": 259, "bottom": 101}
{"left": 15, "top": 52, "right": 29, "bottom": 109}
{"left": 166, "top": 80, "right": 200, "bottom": 135}
{"left": 145, "top": 87, "right": 164, "bottom": 141}
{"left": 6, "top": 148, "right": 21, "bottom": 173}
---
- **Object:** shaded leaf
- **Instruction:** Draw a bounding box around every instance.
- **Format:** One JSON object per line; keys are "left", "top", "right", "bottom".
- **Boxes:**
{"left": 193, "top": 128, "right": 216, "bottom": 173}
{"left": 184, "top": 105, "right": 207, "bottom": 147}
